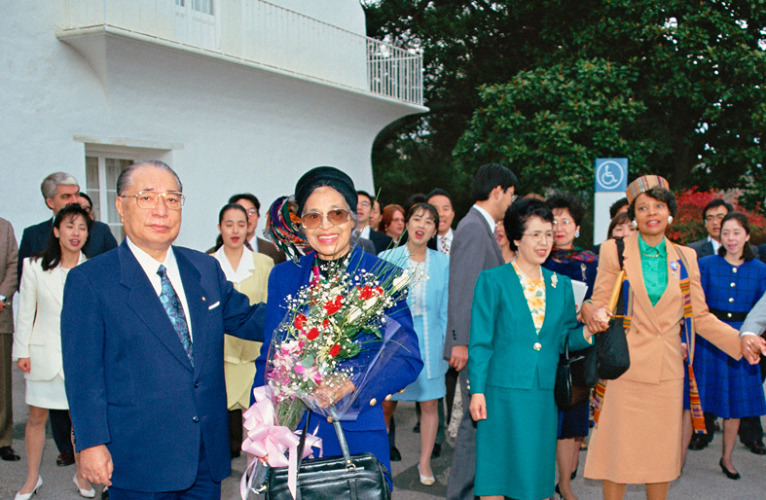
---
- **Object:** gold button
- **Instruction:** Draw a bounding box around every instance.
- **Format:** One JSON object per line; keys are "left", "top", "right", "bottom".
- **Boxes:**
{"left": 727, "top": 312, "right": 732, "bottom": 318}
{"left": 534, "top": 342, "right": 542, "bottom": 351}
{"left": 385, "top": 394, "right": 392, "bottom": 401}
{"left": 731, "top": 282, "right": 736, "bottom": 287}
{"left": 327, "top": 417, "right": 333, "bottom": 423}
{"left": 369, "top": 398, "right": 377, "bottom": 406}
{"left": 729, "top": 297, "right": 734, "bottom": 302}
{"left": 732, "top": 268, "right": 737, "bottom": 273}
{"left": 398, "top": 388, "right": 406, "bottom": 393}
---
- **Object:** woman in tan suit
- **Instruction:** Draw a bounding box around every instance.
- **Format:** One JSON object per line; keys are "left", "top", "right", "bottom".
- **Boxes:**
{"left": 580, "top": 176, "right": 764, "bottom": 500}
{"left": 211, "top": 203, "right": 274, "bottom": 458}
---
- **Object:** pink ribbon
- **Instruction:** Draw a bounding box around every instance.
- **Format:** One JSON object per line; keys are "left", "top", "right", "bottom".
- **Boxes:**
{"left": 239, "top": 387, "right": 322, "bottom": 499}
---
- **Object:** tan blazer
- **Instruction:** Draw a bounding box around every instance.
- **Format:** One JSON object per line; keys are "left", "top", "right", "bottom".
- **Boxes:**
{"left": 13, "top": 254, "right": 86, "bottom": 381}
{"left": 593, "top": 235, "right": 741, "bottom": 384}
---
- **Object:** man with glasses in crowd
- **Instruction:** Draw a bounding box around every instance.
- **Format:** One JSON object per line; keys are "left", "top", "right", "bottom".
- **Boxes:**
{"left": 61, "top": 161, "right": 265, "bottom": 499}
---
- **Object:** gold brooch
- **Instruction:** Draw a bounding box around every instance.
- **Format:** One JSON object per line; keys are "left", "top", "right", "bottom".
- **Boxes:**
{"left": 551, "top": 273, "right": 558, "bottom": 288}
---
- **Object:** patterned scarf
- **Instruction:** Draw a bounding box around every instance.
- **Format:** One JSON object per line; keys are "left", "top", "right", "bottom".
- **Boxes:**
{"left": 549, "top": 248, "right": 598, "bottom": 263}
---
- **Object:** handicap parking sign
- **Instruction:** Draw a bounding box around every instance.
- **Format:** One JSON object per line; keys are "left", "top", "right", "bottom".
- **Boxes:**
{"left": 595, "top": 158, "right": 627, "bottom": 192}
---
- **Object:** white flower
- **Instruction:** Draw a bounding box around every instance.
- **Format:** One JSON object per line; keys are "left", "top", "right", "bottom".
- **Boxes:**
{"left": 391, "top": 271, "right": 411, "bottom": 294}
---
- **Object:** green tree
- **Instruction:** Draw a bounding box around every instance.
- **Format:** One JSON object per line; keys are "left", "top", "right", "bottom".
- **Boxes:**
{"left": 455, "top": 58, "right": 651, "bottom": 195}
{"left": 364, "top": 1, "right": 766, "bottom": 211}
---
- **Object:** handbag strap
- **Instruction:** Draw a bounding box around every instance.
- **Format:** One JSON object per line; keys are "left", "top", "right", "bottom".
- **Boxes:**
{"left": 295, "top": 409, "right": 354, "bottom": 469}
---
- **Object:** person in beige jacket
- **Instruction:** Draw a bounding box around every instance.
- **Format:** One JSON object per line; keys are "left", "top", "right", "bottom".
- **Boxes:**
{"left": 0, "top": 217, "right": 19, "bottom": 462}
{"left": 580, "top": 176, "right": 765, "bottom": 500}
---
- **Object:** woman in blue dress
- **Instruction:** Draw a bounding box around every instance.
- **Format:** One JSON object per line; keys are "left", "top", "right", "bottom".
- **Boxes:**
{"left": 543, "top": 192, "right": 598, "bottom": 500}
{"left": 380, "top": 202, "right": 449, "bottom": 486}
{"left": 694, "top": 211, "right": 766, "bottom": 479}
{"left": 252, "top": 167, "right": 423, "bottom": 490}
{"left": 469, "top": 199, "right": 594, "bottom": 500}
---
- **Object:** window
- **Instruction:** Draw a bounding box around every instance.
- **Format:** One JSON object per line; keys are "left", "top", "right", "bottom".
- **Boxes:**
{"left": 85, "top": 155, "right": 134, "bottom": 242}
{"left": 175, "top": 0, "right": 214, "bottom": 15}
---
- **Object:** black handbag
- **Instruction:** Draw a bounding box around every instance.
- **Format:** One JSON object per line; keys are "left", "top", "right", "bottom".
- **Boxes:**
{"left": 585, "top": 238, "right": 631, "bottom": 386}
{"left": 555, "top": 334, "right": 593, "bottom": 409}
{"left": 264, "top": 411, "right": 391, "bottom": 500}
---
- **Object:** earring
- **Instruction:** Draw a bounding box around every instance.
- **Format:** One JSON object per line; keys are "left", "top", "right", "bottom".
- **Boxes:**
{"left": 575, "top": 230, "right": 580, "bottom": 238}
{"left": 667, "top": 215, "right": 673, "bottom": 224}
{"left": 631, "top": 220, "right": 638, "bottom": 228}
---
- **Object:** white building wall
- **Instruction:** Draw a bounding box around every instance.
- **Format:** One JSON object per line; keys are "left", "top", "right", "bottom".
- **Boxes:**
{"left": 1, "top": 2, "right": 424, "bottom": 250}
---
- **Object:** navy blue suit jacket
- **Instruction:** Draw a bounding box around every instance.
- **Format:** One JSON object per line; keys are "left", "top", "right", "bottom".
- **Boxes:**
{"left": 61, "top": 241, "right": 265, "bottom": 491}
{"left": 18, "top": 218, "right": 117, "bottom": 283}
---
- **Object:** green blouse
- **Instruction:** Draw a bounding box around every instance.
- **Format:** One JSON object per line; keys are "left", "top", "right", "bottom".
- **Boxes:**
{"left": 638, "top": 235, "right": 668, "bottom": 306}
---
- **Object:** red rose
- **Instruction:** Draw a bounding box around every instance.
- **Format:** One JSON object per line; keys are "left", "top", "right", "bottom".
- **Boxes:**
{"left": 306, "top": 327, "right": 320, "bottom": 340}
{"left": 294, "top": 314, "right": 307, "bottom": 330}
{"left": 359, "top": 286, "right": 374, "bottom": 300}
{"left": 329, "top": 343, "right": 341, "bottom": 357}
{"left": 322, "top": 319, "right": 331, "bottom": 329}
{"left": 324, "top": 295, "right": 343, "bottom": 315}
{"left": 374, "top": 286, "right": 384, "bottom": 296}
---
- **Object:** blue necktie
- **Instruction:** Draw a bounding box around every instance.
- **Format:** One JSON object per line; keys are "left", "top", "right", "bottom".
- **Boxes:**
{"left": 157, "top": 265, "right": 193, "bottom": 366}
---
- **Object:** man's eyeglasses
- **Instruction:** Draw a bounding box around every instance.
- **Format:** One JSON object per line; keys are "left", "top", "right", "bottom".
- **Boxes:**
{"left": 301, "top": 209, "right": 350, "bottom": 229}
{"left": 121, "top": 190, "right": 186, "bottom": 210}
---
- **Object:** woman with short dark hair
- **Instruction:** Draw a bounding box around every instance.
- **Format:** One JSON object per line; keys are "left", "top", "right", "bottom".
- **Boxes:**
{"left": 544, "top": 191, "right": 598, "bottom": 500}
{"left": 469, "top": 198, "right": 594, "bottom": 500}
{"left": 581, "top": 177, "right": 762, "bottom": 500}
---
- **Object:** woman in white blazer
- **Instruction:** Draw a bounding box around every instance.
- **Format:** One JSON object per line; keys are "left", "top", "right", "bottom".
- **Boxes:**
{"left": 13, "top": 204, "right": 94, "bottom": 499}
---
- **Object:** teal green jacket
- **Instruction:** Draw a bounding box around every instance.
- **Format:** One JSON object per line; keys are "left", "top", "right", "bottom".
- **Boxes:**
{"left": 468, "top": 263, "right": 590, "bottom": 394}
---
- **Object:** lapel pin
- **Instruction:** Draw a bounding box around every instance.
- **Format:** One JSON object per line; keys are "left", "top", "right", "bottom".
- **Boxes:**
{"left": 201, "top": 296, "right": 206, "bottom": 301}
{"left": 551, "top": 273, "right": 558, "bottom": 288}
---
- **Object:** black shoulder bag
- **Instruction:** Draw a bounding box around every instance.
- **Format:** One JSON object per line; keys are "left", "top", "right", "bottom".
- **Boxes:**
{"left": 264, "top": 411, "right": 391, "bottom": 500}
{"left": 584, "top": 237, "right": 631, "bottom": 387}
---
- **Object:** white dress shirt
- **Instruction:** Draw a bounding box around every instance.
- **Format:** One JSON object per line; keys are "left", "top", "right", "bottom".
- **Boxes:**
{"left": 126, "top": 237, "right": 193, "bottom": 339}
{"left": 436, "top": 228, "right": 454, "bottom": 253}
{"left": 472, "top": 204, "right": 497, "bottom": 233}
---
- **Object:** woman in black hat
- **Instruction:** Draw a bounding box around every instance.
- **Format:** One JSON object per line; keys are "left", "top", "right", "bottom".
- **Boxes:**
{"left": 252, "top": 166, "right": 423, "bottom": 490}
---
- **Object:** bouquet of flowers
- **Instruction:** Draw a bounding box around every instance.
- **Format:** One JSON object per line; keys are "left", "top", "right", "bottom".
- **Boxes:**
{"left": 240, "top": 256, "right": 414, "bottom": 499}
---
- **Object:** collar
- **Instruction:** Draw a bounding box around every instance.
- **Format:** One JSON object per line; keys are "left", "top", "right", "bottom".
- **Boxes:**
{"left": 707, "top": 235, "right": 722, "bottom": 254}
{"left": 214, "top": 246, "right": 255, "bottom": 283}
{"left": 638, "top": 234, "right": 667, "bottom": 257}
{"left": 359, "top": 225, "right": 371, "bottom": 239}
{"left": 472, "top": 204, "right": 496, "bottom": 232}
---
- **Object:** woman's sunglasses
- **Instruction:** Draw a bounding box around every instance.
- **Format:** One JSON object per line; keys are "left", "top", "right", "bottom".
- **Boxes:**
{"left": 300, "top": 209, "right": 350, "bottom": 229}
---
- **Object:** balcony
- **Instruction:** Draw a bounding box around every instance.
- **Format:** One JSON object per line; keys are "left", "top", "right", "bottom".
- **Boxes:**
{"left": 56, "top": 0, "right": 424, "bottom": 106}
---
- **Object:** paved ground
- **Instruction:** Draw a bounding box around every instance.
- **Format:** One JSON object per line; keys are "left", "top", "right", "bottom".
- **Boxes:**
{"left": 2, "top": 364, "right": 764, "bottom": 499}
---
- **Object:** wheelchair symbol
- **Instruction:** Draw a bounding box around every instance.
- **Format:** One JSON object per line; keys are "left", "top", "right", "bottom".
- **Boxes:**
{"left": 596, "top": 161, "right": 624, "bottom": 190}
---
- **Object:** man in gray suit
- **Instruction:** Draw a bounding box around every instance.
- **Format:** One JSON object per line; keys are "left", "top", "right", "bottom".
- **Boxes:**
{"left": 445, "top": 164, "right": 517, "bottom": 500}
{"left": 0, "top": 217, "right": 19, "bottom": 461}
{"left": 688, "top": 199, "right": 732, "bottom": 258}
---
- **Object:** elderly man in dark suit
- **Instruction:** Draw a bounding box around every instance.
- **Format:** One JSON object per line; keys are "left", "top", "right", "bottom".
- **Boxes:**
{"left": 17, "top": 171, "right": 118, "bottom": 468}
{"left": 228, "top": 193, "right": 286, "bottom": 264}
{"left": 0, "top": 216, "right": 19, "bottom": 462}
{"left": 445, "top": 164, "right": 518, "bottom": 500}
{"left": 61, "top": 161, "right": 265, "bottom": 498}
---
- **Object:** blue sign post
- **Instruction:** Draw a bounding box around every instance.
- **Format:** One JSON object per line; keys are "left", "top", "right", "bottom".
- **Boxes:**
{"left": 593, "top": 158, "right": 628, "bottom": 245}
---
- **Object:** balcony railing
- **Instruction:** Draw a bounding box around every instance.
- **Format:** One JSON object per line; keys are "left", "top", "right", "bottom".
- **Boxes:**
{"left": 57, "top": 0, "right": 424, "bottom": 106}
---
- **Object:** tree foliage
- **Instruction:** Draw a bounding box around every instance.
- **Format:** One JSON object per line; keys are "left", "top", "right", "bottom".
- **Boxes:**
{"left": 363, "top": 0, "right": 766, "bottom": 213}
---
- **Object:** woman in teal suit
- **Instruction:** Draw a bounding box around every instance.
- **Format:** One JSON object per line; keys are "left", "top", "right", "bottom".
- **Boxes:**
{"left": 469, "top": 199, "right": 594, "bottom": 500}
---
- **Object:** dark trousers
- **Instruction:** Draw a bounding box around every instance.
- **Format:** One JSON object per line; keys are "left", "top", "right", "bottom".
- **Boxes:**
{"left": 109, "top": 441, "right": 220, "bottom": 499}
{"left": 50, "top": 409, "right": 74, "bottom": 454}
{"left": 228, "top": 409, "right": 242, "bottom": 457}
{"left": 739, "top": 356, "right": 766, "bottom": 443}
